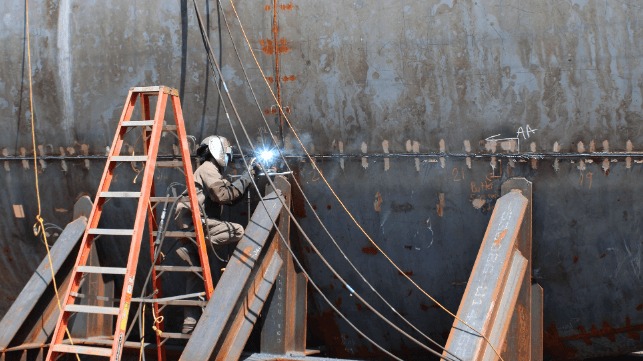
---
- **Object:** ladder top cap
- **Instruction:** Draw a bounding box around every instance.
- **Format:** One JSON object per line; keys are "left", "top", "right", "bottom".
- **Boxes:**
{"left": 130, "top": 86, "right": 179, "bottom": 96}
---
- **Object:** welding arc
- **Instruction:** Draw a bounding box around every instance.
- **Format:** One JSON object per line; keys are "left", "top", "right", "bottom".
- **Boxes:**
{"left": 224, "top": 2, "right": 505, "bottom": 360}
{"left": 214, "top": 2, "right": 462, "bottom": 360}
{"left": 191, "top": 3, "right": 455, "bottom": 360}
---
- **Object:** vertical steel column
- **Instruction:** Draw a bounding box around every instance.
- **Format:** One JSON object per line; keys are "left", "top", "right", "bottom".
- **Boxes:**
{"left": 501, "top": 178, "right": 533, "bottom": 359}
{"left": 260, "top": 176, "right": 307, "bottom": 354}
{"left": 531, "top": 284, "right": 544, "bottom": 361}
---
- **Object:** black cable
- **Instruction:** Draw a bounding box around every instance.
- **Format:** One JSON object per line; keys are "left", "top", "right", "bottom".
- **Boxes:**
{"left": 214, "top": 2, "right": 462, "bottom": 359}
{"left": 191, "top": 2, "right": 455, "bottom": 359}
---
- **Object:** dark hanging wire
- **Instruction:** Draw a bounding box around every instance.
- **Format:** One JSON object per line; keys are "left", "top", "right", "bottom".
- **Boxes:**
{"left": 224, "top": 2, "right": 505, "bottom": 360}
{"left": 213, "top": 1, "right": 462, "bottom": 360}
{"left": 190, "top": 1, "right": 457, "bottom": 360}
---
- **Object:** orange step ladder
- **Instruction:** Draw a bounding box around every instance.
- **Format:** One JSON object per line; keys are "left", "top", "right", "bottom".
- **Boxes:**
{"left": 46, "top": 86, "right": 214, "bottom": 361}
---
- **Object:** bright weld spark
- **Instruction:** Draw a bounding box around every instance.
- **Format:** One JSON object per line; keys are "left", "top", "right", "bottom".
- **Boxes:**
{"left": 258, "top": 148, "right": 275, "bottom": 164}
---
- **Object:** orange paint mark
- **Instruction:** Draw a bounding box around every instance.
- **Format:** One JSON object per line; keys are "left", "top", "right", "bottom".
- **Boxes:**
{"left": 265, "top": 76, "right": 275, "bottom": 83}
{"left": 264, "top": 5, "right": 271, "bottom": 11}
{"left": 398, "top": 270, "right": 414, "bottom": 277}
{"left": 280, "top": 2, "right": 294, "bottom": 10}
{"left": 361, "top": 246, "right": 378, "bottom": 255}
{"left": 282, "top": 75, "right": 296, "bottom": 82}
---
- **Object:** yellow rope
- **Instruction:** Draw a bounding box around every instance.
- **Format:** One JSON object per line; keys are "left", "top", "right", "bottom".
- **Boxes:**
{"left": 25, "top": 1, "right": 79, "bottom": 359}
{"left": 227, "top": 1, "right": 504, "bottom": 359}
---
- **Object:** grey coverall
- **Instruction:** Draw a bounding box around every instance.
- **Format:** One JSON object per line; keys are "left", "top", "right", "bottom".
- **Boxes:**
{"left": 174, "top": 160, "right": 251, "bottom": 332}
{"left": 175, "top": 160, "right": 249, "bottom": 245}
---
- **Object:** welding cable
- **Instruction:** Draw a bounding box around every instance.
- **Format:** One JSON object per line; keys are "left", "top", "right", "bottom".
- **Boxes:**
{"left": 190, "top": 4, "right": 456, "bottom": 359}
{"left": 190, "top": 4, "right": 417, "bottom": 359}
{"left": 214, "top": 3, "right": 461, "bottom": 360}
{"left": 225, "top": 2, "right": 504, "bottom": 360}
{"left": 24, "top": 1, "right": 81, "bottom": 359}
{"left": 126, "top": 183, "right": 185, "bottom": 342}
{"left": 212, "top": 93, "right": 453, "bottom": 360}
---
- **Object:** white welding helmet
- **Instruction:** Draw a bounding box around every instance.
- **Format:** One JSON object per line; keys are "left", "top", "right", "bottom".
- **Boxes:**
{"left": 199, "top": 135, "right": 232, "bottom": 167}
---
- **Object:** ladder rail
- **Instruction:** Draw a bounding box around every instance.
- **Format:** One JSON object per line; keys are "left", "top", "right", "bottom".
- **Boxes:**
{"left": 46, "top": 89, "right": 141, "bottom": 360}
{"left": 109, "top": 90, "right": 167, "bottom": 361}
{"left": 171, "top": 96, "right": 215, "bottom": 298}
{"left": 46, "top": 86, "right": 213, "bottom": 361}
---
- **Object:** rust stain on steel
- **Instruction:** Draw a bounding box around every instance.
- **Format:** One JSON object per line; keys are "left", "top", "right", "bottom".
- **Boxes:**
{"left": 237, "top": 246, "right": 254, "bottom": 265}
{"left": 544, "top": 323, "right": 578, "bottom": 360}
{"left": 373, "top": 191, "right": 382, "bottom": 212}
{"left": 436, "top": 192, "right": 445, "bottom": 217}
{"left": 397, "top": 270, "right": 414, "bottom": 277}
{"left": 258, "top": 38, "right": 290, "bottom": 55}
{"left": 565, "top": 319, "right": 643, "bottom": 344}
{"left": 493, "top": 229, "right": 507, "bottom": 246}
{"left": 361, "top": 246, "right": 378, "bottom": 255}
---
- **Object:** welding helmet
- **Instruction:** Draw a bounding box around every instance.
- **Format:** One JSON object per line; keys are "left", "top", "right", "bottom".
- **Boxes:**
{"left": 198, "top": 135, "right": 232, "bottom": 167}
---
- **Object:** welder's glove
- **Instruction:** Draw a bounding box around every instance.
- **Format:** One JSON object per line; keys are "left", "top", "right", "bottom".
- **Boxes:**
{"left": 232, "top": 169, "right": 253, "bottom": 193}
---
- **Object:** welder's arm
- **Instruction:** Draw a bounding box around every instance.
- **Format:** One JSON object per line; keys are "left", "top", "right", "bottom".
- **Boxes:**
{"left": 202, "top": 167, "right": 245, "bottom": 204}
{"left": 231, "top": 169, "right": 254, "bottom": 193}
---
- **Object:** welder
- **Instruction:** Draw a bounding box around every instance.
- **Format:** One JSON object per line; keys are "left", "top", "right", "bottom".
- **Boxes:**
{"left": 173, "top": 135, "right": 254, "bottom": 333}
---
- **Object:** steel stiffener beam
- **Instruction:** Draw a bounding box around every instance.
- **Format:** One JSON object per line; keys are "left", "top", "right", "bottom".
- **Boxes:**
{"left": 215, "top": 250, "right": 284, "bottom": 361}
{"left": 179, "top": 189, "right": 285, "bottom": 360}
{"left": 0, "top": 217, "right": 86, "bottom": 349}
{"left": 443, "top": 184, "right": 529, "bottom": 360}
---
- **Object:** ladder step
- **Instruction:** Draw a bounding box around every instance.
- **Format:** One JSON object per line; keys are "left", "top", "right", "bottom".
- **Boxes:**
{"left": 157, "top": 160, "right": 184, "bottom": 168}
{"left": 111, "top": 155, "right": 148, "bottom": 162}
{"left": 150, "top": 196, "right": 181, "bottom": 203}
{"left": 154, "top": 265, "right": 203, "bottom": 273}
{"left": 130, "top": 86, "right": 179, "bottom": 96}
{"left": 131, "top": 298, "right": 207, "bottom": 307}
{"left": 122, "top": 120, "right": 155, "bottom": 127}
{"left": 77, "top": 266, "right": 127, "bottom": 275}
{"left": 100, "top": 191, "right": 142, "bottom": 198}
{"left": 153, "top": 231, "right": 196, "bottom": 238}
{"left": 51, "top": 344, "right": 112, "bottom": 357}
{"left": 89, "top": 228, "right": 134, "bottom": 236}
{"left": 163, "top": 125, "right": 177, "bottom": 131}
{"left": 65, "top": 305, "right": 120, "bottom": 315}
{"left": 160, "top": 332, "right": 191, "bottom": 340}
